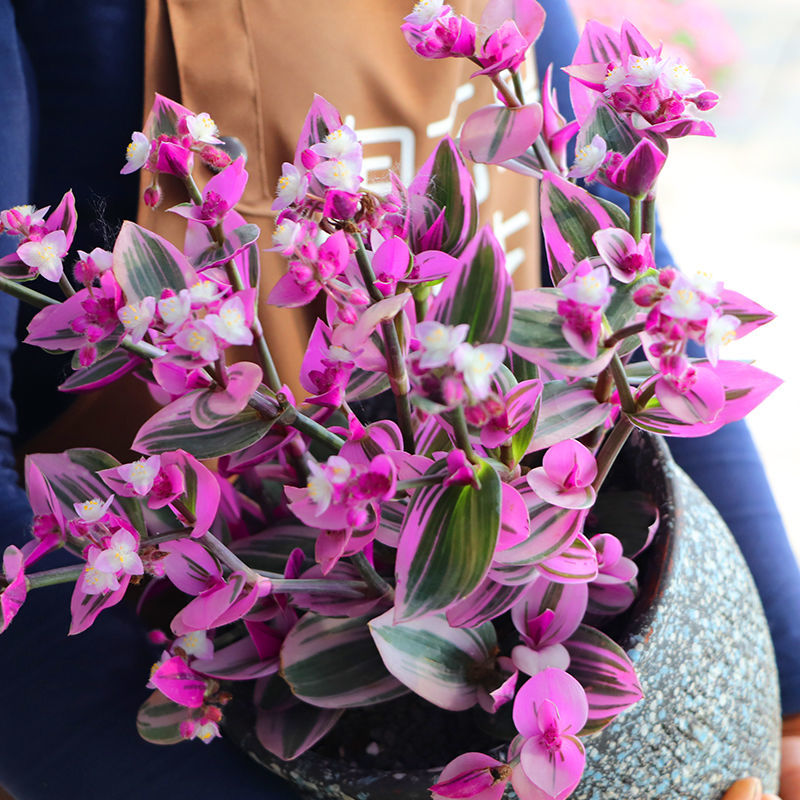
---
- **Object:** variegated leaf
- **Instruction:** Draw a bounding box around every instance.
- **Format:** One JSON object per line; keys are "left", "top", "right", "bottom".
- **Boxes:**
{"left": 136, "top": 690, "right": 190, "bottom": 745}
{"left": 281, "top": 612, "right": 407, "bottom": 709}
{"left": 530, "top": 379, "right": 612, "bottom": 451}
{"left": 133, "top": 390, "right": 271, "bottom": 458}
{"left": 508, "top": 290, "right": 615, "bottom": 378}
{"left": 460, "top": 103, "right": 542, "bottom": 165}
{"left": 540, "top": 170, "right": 628, "bottom": 282}
{"left": 566, "top": 624, "right": 644, "bottom": 734}
{"left": 395, "top": 459, "right": 501, "bottom": 622}
{"left": 369, "top": 609, "right": 497, "bottom": 711}
{"left": 445, "top": 576, "right": 528, "bottom": 628}
{"left": 537, "top": 532, "right": 598, "bottom": 583}
{"left": 113, "top": 221, "right": 196, "bottom": 303}
{"left": 60, "top": 349, "right": 142, "bottom": 393}
{"left": 190, "top": 223, "right": 260, "bottom": 272}
{"left": 430, "top": 225, "right": 512, "bottom": 345}
{"left": 254, "top": 674, "right": 344, "bottom": 761}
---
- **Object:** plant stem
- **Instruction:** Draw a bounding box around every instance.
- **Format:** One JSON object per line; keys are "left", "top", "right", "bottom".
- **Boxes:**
{"left": 351, "top": 552, "right": 395, "bottom": 602}
{"left": 629, "top": 197, "right": 643, "bottom": 242}
{"left": 511, "top": 70, "right": 526, "bottom": 105}
{"left": 352, "top": 231, "right": 415, "bottom": 453}
{"left": 59, "top": 274, "right": 76, "bottom": 298}
{"left": 533, "top": 135, "right": 561, "bottom": 175}
{"left": 25, "top": 564, "right": 85, "bottom": 590}
{"left": 592, "top": 414, "right": 634, "bottom": 492}
{"left": 395, "top": 475, "right": 445, "bottom": 492}
{"left": 490, "top": 73, "right": 519, "bottom": 108}
{"left": 200, "top": 531, "right": 261, "bottom": 583}
{"left": 604, "top": 321, "right": 647, "bottom": 349}
{"left": 452, "top": 406, "right": 478, "bottom": 463}
{"left": 184, "top": 174, "right": 204, "bottom": 206}
{"left": 643, "top": 190, "right": 657, "bottom": 254}
{"left": 263, "top": 576, "right": 368, "bottom": 598}
{"left": 0, "top": 277, "right": 59, "bottom": 309}
{"left": 609, "top": 353, "right": 636, "bottom": 414}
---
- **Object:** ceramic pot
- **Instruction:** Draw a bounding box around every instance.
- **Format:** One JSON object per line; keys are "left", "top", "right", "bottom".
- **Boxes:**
{"left": 224, "top": 432, "right": 781, "bottom": 800}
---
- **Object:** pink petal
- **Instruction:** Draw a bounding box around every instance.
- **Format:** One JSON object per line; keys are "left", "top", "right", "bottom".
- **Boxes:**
{"left": 519, "top": 733, "right": 586, "bottom": 799}
{"left": 512, "top": 668, "right": 589, "bottom": 738}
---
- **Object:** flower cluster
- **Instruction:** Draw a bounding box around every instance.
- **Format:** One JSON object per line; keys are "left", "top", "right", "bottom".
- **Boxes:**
{"left": 0, "top": 5, "right": 780, "bottom": 800}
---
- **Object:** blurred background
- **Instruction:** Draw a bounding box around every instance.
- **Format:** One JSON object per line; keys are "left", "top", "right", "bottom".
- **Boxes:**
{"left": 571, "top": 0, "right": 800, "bottom": 558}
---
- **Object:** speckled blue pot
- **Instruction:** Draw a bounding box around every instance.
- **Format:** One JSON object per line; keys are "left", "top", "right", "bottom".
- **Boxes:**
{"left": 226, "top": 432, "right": 781, "bottom": 800}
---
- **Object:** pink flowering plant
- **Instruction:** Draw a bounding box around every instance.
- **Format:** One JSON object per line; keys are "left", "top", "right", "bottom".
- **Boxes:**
{"left": 0, "top": 2, "right": 779, "bottom": 798}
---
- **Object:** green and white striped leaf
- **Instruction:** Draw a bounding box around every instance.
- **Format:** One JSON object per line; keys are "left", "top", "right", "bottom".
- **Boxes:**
{"left": 530, "top": 379, "right": 612, "bottom": 451}
{"left": 394, "top": 459, "right": 502, "bottom": 622}
{"left": 508, "top": 289, "right": 615, "bottom": 378}
{"left": 281, "top": 612, "right": 407, "bottom": 709}
{"left": 133, "top": 390, "right": 271, "bottom": 458}
{"left": 537, "top": 533, "right": 599, "bottom": 583}
{"left": 28, "top": 448, "right": 145, "bottom": 535}
{"left": 60, "top": 349, "right": 141, "bottom": 393}
{"left": 190, "top": 223, "right": 260, "bottom": 272}
{"left": 430, "top": 225, "right": 512, "bottom": 345}
{"left": 369, "top": 610, "right": 497, "bottom": 711}
{"left": 566, "top": 624, "right": 644, "bottom": 734}
{"left": 231, "top": 525, "right": 317, "bottom": 573}
{"left": 540, "top": 170, "right": 629, "bottom": 281}
{"left": 136, "top": 690, "right": 189, "bottom": 745}
{"left": 253, "top": 674, "right": 343, "bottom": 761}
{"left": 113, "top": 221, "right": 196, "bottom": 304}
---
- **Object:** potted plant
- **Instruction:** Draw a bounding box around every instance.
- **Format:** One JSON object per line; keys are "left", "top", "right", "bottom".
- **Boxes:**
{"left": 0, "top": 2, "right": 781, "bottom": 799}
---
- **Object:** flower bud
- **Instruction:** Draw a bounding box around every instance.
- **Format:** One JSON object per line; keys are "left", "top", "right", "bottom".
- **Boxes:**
{"left": 199, "top": 145, "right": 232, "bottom": 171}
{"left": 693, "top": 90, "right": 719, "bottom": 111}
{"left": 143, "top": 182, "right": 162, "bottom": 209}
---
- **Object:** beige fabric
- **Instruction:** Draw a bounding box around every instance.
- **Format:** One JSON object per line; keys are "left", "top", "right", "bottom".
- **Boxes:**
{"left": 140, "top": 0, "right": 542, "bottom": 396}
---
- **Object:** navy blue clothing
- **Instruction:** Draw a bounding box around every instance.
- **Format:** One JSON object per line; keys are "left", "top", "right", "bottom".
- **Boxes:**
{"left": 0, "top": 1, "right": 797, "bottom": 798}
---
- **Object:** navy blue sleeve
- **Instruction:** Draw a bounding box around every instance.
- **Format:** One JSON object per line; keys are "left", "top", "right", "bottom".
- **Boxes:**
{"left": 536, "top": 0, "right": 800, "bottom": 715}
{"left": 0, "top": 3, "right": 298, "bottom": 796}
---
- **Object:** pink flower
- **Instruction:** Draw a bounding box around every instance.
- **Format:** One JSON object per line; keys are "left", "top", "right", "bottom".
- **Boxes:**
{"left": 592, "top": 227, "right": 655, "bottom": 283}
{"left": 16, "top": 229, "right": 68, "bottom": 282}
{"left": 511, "top": 668, "right": 588, "bottom": 800}
{"left": 526, "top": 439, "right": 597, "bottom": 510}
{"left": 431, "top": 752, "right": 510, "bottom": 800}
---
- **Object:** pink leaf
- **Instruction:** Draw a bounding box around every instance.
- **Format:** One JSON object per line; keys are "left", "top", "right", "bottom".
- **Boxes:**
{"left": 460, "top": 104, "right": 543, "bottom": 165}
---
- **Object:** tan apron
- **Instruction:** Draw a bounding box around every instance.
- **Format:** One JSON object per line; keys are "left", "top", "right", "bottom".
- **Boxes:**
{"left": 25, "top": 1, "right": 543, "bottom": 461}
{"left": 140, "top": 0, "right": 542, "bottom": 394}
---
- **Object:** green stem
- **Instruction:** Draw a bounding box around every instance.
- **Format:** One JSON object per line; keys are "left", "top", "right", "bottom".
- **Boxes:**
{"left": 534, "top": 135, "right": 561, "bottom": 175}
{"left": 0, "top": 277, "right": 59, "bottom": 309}
{"left": 592, "top": 414, "right": 634, "bottom": 493}
{"left": 351, "top": 552, "right": 395, "bottom": 602}
{"left": 511, "top": 70, "right": 526, "bottom": 105}
{"left": 184, "top": 174, "right": 204, "bottom": 206}
{"left": 642, "top": 191, "right": 657, "bottom": 254}
{"left": 200, "top": 531, "right": 261, "bottom": 584}
{"left": 261, "top": 576, "right": 368, "bottom": 598}
{"left": 452, "top": 406, "right": 478, "bottom": 464}
{"left": 353, "top": 231, "right": 415, "bottom": 453}
{"left": 59, "top": 274, "right": 76, "bottom": 298}
{"left": 629, "top": 197, "right": 643, "bottom": 242}
{"left": 609, "top": 354, "right": 636, "bottom": 414}
{"left": 25, "top": 564, "right": 85, "bottom": 590}
{"left": 489, "top": 73, "right": 519, "bottom": 108}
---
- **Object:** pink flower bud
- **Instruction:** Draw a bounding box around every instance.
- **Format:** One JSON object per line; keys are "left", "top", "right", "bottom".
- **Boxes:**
{"left": 658, "top": 268, "right": 678, "bottom": 288}
{"left": 199, "top": 145, "right": 232, "bottom": 170}
{"left": 633, "top": 284, "right": 660, "bottom": 307}
{"left": 143, "top": 183, "right": 162, "bottom": 209}
{"left": 693, "top": 90, "right": 719, "bottom": 111}
{"left": 336, "top": 304, "right": 358, "bottom": 325}
{"left": 348, "top": 287, "right": 370, "bottom": 306}
{"left": 300, "top": 148, "right": 322, "bottom": 170}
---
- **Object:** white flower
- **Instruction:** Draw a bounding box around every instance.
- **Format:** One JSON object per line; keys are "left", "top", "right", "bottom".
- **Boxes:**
{"left": 704, "top": 313, "right": 740, "bottom": 366}
{"left": 453, "top": 342, "right": 506, "bottom": 400}
{"left": 568, "top": 135, "right": 607, "bottom": 179}
{"left": 157, "top": 289, "right": 192, "bottom": 333}
{"left": 203, "top": 296, "right": 253, "bottom": 346}
{"left": 415, "top": 321, "right": 469, "bottom": 369}
{"left": 661, "top": 58, "right": 705, "bottom": 95}
{"left": 118, "top": 297, "right": 156, "bottom": 343}
{"left": 405, "top": 0, "right": 445, "bottom": 25}
{"left": 117, "top": 456, "right": 161, "bottom": 495}
{"left": 74, "top": 495, "right": 115, "bottom": 523}
{"left": 185, "top": 112, "right": 220, "bottom": 144}
{"left": 121, "top": 131, "right": 150, "bottom": 175}
{"left": 93, "top": 530, "right": 143, "bottom": 577}
{"left": 17, "top": 230, "right": 68, "bottom": 282}
{"left": 625, "top": 55, "right": 666, "bottom": 87}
